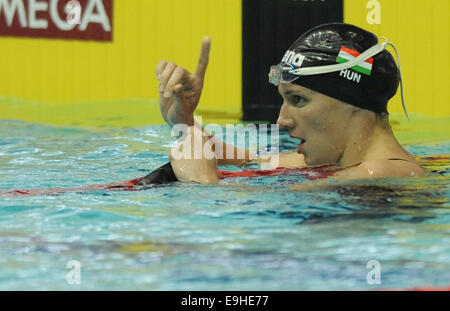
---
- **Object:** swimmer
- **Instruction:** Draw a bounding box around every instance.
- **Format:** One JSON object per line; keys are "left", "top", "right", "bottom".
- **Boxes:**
{"left": 156, "top": 23, "right": 424, "bottom": 186}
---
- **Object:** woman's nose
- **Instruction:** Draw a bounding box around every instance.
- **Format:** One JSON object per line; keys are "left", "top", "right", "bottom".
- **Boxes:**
{"left": 277, "top": 104, "right": 295, "bottom": 129}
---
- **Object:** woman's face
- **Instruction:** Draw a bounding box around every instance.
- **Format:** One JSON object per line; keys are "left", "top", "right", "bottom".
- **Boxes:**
{"left": 276, "top": 83, "right": 357, "bottom": 166}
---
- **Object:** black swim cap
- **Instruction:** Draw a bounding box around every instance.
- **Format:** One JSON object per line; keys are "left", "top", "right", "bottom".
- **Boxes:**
{"left": 278, "top": 23, "right": 400, "bottom": 113}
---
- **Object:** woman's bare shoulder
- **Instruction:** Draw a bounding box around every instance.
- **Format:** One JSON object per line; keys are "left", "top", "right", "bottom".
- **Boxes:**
{"left": 334, "top": 159, "right": 424, "bottom": 180}
{"left": 289, "top": 159, "right": 424, "bottom": 192}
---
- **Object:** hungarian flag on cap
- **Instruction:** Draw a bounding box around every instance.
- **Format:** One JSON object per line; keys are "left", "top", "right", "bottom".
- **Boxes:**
{"left": 336, "top": 46, "right": 373, "bottom": 76}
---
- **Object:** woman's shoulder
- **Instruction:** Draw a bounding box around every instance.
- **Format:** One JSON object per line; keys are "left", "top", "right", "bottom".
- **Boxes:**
{"left": 334, "top": 158, "right": 424, "bottom": 180}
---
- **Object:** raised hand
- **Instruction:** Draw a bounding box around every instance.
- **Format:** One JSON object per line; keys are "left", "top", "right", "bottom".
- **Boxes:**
{"left": 156, "top": 37, "right": 211, "bottom": 127}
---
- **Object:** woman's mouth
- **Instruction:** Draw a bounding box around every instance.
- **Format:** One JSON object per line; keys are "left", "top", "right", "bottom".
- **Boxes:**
{"left": 296, "top": 139, "right": 306, "bottom": 153}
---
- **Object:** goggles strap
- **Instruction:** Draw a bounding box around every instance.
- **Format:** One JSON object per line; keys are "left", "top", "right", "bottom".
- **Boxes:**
{"left": 384, "top": 40, "right": 410, "bottom": 122}
{"left": 289, "top": 41, "right": 387, "bottom": 76}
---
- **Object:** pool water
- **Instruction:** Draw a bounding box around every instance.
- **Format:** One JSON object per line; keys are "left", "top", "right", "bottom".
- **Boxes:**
{"left": 0, "top": 120, "right": 449, "bottom": 290}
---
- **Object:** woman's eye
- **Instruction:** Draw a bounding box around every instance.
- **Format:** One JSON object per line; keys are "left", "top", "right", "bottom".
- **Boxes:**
{"left": 290, "top": 96, "right": 307, "bottom": 107}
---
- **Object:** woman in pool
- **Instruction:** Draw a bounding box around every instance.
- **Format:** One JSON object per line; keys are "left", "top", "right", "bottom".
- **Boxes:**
{"left": 156, "top": 23, "right": 424, "bottom": 185}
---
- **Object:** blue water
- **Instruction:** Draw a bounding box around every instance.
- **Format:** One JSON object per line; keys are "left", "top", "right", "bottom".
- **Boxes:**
{"left": 0, "top": 120, "right": 449, "bottom": 290}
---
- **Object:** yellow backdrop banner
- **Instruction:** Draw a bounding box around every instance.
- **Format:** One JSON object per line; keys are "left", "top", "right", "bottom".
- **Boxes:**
{"left": 0, "top": 0, "right": 242, "bottom": 127}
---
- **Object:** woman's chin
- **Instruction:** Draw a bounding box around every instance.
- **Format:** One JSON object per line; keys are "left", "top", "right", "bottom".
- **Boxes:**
{"left": 303, "top": 156, "right": 313, "bottom": 166}
{"left": 303, "top": 155, "right": 324, "bottom": 167}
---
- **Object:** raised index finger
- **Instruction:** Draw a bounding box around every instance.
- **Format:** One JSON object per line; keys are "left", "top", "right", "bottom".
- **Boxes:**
{"left": 156, "top": 59, "right": 168, "bottom": 79}
{"left": 195, "top": 36, "right": 211, "bottom": 79}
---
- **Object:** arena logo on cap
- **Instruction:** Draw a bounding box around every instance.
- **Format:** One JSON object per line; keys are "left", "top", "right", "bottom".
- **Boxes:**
{"left": 0, "top": 0, "right": 113, "bottom": 41}
{"left": 282, "top": 50, "right": 305, "bottom": 67}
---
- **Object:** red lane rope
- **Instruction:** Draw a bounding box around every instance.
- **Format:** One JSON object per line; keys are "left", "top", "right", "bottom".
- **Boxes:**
{"left": 0, "top": 165, "right": 344, "bottom": 197}
{"left": 0, "top": 177, "right": 145, "bottom": 197}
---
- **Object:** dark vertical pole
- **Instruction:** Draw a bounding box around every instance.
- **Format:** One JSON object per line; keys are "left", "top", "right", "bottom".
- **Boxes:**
{"left": 242, "top": 0, "right": 344, "bottom": 123}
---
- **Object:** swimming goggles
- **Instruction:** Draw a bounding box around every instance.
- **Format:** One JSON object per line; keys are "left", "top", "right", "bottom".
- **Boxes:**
{"left": 268, "top": 38, "right": 410, "bottom": 121}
